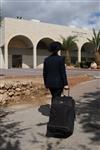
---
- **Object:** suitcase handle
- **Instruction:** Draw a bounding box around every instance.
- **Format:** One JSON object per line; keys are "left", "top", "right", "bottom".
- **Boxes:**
{"left": 63, "top": 87, "right": 70, "bottom": 96}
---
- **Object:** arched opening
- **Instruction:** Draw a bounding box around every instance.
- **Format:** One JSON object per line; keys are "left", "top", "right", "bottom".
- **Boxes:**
{"left": 61, "top": 43, "right": 78, "bottom": 65}
{"left": 8, "top": 35, "right": 33, "bottom": 68}
{"left": 70, "top": 44, "right": 78, "bottom": 64}
{"left": 37, "top": 38, "right": 54, "bottom": 67}
{"left": 81, "top": 42, "right": 95, "bottom": 61}
{"left": 81, "top": 42, "right": 95, "bottom": 68}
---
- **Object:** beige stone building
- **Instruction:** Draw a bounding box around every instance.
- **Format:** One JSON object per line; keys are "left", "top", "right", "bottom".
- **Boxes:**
{"left": 0, "top": 17, "right": 93, "bottom": 69}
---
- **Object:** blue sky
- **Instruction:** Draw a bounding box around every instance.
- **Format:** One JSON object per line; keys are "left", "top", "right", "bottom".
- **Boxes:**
{"left": 1, "top": 0, "right": 100, "bottom": 29}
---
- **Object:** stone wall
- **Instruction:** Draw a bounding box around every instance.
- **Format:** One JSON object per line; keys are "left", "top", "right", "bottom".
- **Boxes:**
{"left": 0, "top": 81, "right": 46, "bottom": 106}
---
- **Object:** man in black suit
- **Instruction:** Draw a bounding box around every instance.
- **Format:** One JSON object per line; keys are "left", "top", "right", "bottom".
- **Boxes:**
{"left": 43, "top": 41, "right": 69, "bottom": 102}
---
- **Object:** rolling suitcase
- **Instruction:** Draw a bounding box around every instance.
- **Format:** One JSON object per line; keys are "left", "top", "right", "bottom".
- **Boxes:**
{"left": 46, "top": 89, "right": 75, "bottom": 138}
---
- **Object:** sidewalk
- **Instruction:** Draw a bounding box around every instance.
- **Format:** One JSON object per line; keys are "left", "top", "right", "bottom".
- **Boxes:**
{"left": 0, "top": 79, "right": 100, "bottom": 150}
{"left": 0, "top": 68, "right": 100, "bottom": 78}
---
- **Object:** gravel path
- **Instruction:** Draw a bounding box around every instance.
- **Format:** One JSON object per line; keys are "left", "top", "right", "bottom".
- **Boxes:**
{"left": 0, "top": 79, "right": 100, "bottom": 150}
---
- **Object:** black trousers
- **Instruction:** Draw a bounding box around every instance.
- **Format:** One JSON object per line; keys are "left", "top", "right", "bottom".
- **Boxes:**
{"left": 49, "top": 88, "right": 63, "bottom": 103}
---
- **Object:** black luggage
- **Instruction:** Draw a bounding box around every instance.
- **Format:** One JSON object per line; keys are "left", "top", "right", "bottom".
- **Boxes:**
{"left": 46, "top": 89, "right": 75, "bottom": 138}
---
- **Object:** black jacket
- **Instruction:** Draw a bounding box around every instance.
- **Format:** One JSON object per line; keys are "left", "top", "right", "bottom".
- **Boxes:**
{"left": 43, "top": 53, "right": 68, "bottom": 88}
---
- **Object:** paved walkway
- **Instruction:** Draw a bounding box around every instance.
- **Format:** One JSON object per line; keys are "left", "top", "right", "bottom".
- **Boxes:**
{"left": 0, "top": 79, "right": 100, "bottom": 150}
{"left": 0, "top": 68, "right": 100, "bottom": 78}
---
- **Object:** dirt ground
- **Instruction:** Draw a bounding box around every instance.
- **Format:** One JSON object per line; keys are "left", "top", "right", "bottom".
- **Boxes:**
{"left": 0, "top": 74, "right": 92, "bottom": 86}
{"left": 1, "top": 75, "right": 93, "bottom": 107}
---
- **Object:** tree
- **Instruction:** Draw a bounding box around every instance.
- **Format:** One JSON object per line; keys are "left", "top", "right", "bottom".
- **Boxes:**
{"left": 61, "top": 36, "right": 78, "bottom": 66}
{"left": 87, "top": 28, "right": 100, "bottom": 69}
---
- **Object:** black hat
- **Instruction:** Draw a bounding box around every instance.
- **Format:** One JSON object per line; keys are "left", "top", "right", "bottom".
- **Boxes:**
{"left": 48, "top": 41, "right": 62, "bottom": 52}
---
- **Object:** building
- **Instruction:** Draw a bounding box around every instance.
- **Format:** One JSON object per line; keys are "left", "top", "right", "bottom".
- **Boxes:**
{"left": 0, "top": 17, "right": 94, "bottom": 69}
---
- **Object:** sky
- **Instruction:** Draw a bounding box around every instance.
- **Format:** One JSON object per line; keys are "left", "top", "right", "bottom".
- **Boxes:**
{"left": 1, "top": 0, "right": 100, "bottom": 29}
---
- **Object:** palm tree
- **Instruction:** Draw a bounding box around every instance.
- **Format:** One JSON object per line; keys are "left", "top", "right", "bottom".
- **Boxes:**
{"left": 61, "top": 36, "right": 78, "bottom": 66}
{"left": 87, "top": 28, "right": 100, "bottom": 69}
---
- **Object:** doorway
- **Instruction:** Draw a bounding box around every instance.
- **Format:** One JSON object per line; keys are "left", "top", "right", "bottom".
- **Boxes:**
{"left": 12, "top": 55, "right": 22, "bottom": 68}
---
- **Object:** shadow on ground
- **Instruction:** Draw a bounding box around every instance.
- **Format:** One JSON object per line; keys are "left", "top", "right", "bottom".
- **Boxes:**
{"left": 0, "top": 109, "right": 30, "bottom": 150}
{"left": 38, "top": 104, "right": 50, "bottom": 117}
{"left": 37, "top": 97, "right": 100, "bottom": 149}
{"left": 36, "top": 104, "right": 50, "bottom": 127}
{"left": 31, "top": 132, "right": 92, "bottom": 150}
{"left": 76, "top": 88, "right": 100, "bottom": 144}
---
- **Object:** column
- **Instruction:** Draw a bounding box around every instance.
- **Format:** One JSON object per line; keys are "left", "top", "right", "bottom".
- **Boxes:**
{"left": 58, "top": 50, "right": 61, "bottom": 55}
{"left": 33, "top": 44, "right": 37, "bottom": 68}
{"left": 78, "top": 49, "right": 81, "bottom": 63}
{"left": 4, "top": 45, "right": 8, "bottom": 69}
{"left": 78, "top": 44, "right": 82, "bottom": 63}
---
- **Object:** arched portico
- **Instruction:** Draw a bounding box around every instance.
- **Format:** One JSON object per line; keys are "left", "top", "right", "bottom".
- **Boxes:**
{"left": 36, "top": 38, "right": 54, "bottom": 67}
{"left": 0, "top": 18, "right": 94, "bottom": 69}
{"left": 8, "top": 35, "right": 33, "bottom": 68}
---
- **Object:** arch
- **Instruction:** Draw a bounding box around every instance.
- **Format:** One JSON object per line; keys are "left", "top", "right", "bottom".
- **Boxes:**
{"left": 81, "top": 42, "right": 95, "bottom": 62}
{"left": 61, "top": 42, "right": 78, "bottom": 65}
{"left": 8, "top": 35, "right": 33, "bottom": 68}
{"left": 36, "top": 37, "right": 54, "bottom": 67}
{"left": 70, "top": 43, "right": 78, "bottom": 64}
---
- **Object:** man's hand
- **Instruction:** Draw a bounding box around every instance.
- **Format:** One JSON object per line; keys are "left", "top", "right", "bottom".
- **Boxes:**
{"left": 64, "top": 85, "right": 69, "bottom": 90}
